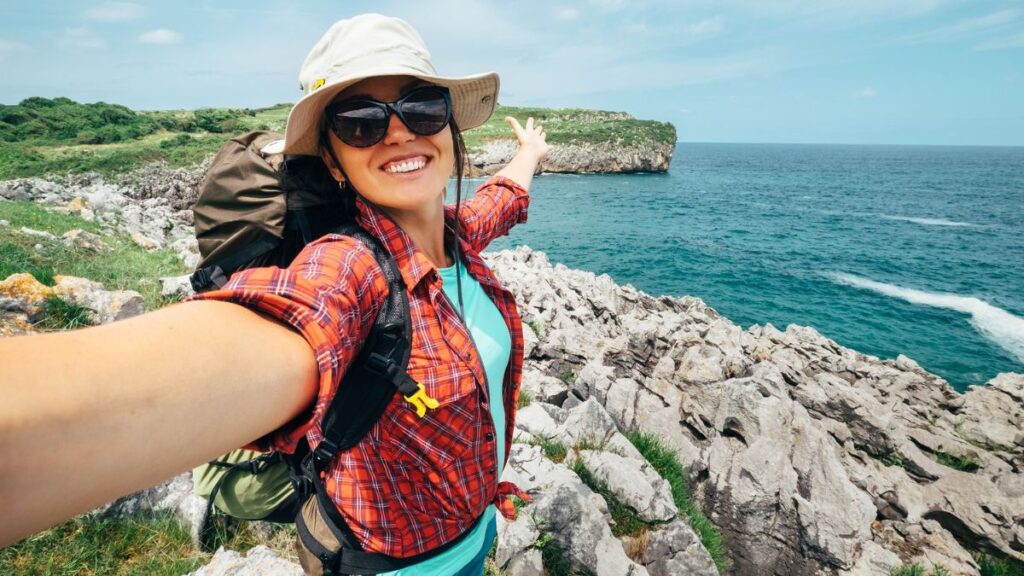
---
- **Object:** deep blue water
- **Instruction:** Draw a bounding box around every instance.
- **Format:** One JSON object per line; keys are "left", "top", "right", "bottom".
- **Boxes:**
{"left": 482, "top": 143, "right": 1024, "bottom": 391}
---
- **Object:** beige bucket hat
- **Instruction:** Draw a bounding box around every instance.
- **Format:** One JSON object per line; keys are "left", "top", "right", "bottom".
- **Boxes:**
{"left": 283, "top": 14, "right": 500, "bottom": 156}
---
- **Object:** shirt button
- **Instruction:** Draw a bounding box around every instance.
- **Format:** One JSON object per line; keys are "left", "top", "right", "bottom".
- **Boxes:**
{"left": 485, "top": 433, "right": 494, "bottom": 442}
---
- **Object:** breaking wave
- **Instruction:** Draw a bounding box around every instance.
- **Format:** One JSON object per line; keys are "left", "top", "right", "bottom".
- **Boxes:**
{"left": 829, "top": 273, "right": 1024, "bottom": 363}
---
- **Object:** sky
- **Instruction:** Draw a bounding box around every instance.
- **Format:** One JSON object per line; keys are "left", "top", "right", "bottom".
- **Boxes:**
{"left": 1, "top": 0, "right": 1023, "bottom": 146}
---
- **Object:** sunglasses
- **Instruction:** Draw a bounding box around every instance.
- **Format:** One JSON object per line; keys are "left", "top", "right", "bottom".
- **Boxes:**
{"left": 325, "top": 86, "right": 453, "bottom": 148}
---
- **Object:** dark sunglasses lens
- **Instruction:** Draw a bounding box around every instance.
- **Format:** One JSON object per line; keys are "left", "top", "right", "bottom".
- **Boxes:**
{"left": 333, "top": 103, "right": 388, "bottom": 147}
{"left": 399, "top": 89, "right": 450, "bottom": 135}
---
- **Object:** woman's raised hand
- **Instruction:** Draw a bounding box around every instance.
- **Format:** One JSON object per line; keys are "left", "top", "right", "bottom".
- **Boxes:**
{"left": 494, "top": 116, "right": 550, "bottom": 190}
{"left": 505, "top": 116, "right": 550, "bottom": 163}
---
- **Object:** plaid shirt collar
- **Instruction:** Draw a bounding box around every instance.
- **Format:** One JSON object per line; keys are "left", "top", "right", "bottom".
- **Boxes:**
{"left": 353, "top": 195, "right": 440, "bottom": 293}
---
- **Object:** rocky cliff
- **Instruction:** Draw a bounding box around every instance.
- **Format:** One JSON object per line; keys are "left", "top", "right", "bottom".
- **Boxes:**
{"left": 2, "top": 171, "right": 1022, "bottom": 575}
{"left": 468, "top": 138, "right": 676, "bottom": 175}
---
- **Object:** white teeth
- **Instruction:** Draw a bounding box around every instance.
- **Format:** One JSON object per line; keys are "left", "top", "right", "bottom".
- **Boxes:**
{"left": 385, "top": 158, "right": 426, "bottom": 173}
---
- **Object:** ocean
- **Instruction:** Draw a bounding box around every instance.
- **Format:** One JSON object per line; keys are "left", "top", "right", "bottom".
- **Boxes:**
{"left": 482, "top": 143, "right": 1024, "bottom": 391}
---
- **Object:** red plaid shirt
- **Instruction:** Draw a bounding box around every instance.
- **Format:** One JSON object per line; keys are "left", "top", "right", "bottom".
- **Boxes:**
{"left": 193, "top": 175, "right": 528, "bottom": 558}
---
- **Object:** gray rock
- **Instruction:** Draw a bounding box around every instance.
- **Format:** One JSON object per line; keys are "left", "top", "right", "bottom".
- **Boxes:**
{"left": 53, "top": 275, "right": 145, "bottom": 324}
{"left": 186, "top": 545, "right": 303, "bottom": 576}
{"left": 641, "top": 519, "right": 718, "bottom": 576}
{"left": 576, "top": 449, "right": 676, "bottom": 522}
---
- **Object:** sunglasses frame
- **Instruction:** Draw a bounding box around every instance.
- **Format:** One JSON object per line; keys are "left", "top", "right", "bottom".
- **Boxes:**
{"left": 325, "top": 86, "right": 453, "bottom": 148}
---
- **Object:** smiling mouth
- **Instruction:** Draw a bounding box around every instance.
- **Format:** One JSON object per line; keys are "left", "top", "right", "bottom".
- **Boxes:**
{"left": 382, "top": 156, "right": 429, "bottom": 174}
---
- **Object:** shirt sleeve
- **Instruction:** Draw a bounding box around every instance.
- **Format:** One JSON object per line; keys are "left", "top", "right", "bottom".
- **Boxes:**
{"left": 187, "top": 234, "right": 387, "bottom": 453}
{"left": 448, "top": 175, "right": 530, "bottom": 253}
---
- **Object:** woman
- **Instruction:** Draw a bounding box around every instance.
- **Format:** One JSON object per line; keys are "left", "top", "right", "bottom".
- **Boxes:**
{"left": 0, "top": 13, "right": 547, "bottom": 575}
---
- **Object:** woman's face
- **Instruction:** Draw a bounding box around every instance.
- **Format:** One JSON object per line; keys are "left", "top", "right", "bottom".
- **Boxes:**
{"left": 322, "top": 75, "right": 455, "bottom": 217}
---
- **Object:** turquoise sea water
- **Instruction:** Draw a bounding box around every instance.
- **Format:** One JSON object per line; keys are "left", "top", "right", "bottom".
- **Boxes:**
{"left": 483, "top": 143, "right": 1024, "bottom": 391}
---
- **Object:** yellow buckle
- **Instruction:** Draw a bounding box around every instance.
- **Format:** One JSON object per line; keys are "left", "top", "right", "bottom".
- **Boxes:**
{"left": 404, "top": 383, "right": 439, "bottom": 418}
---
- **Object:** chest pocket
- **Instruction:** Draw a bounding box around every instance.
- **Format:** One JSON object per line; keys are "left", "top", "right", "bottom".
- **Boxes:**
{"left": 381, "top": 358, "right": 479, "bottom": 471}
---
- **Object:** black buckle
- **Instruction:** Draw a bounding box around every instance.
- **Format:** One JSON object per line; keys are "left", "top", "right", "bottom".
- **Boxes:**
{"left": 365, "top": 352, "right": 393, "bottom": 376}
{"left": 313, "top": 438, "right": 339, "bottom": 467}
{"left": 190, "top": 268, "right": 212, "bottom": 292}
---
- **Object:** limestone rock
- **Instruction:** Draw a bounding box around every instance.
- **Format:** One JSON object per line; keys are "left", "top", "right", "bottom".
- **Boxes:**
{"left": 53, "top": 275, "right": 145, "bottom": 324}
{"left": 0, "top": 273, "right": 53, "bottom": 317}
{"left": 575, "top": 449, "right": 676, "bottom": 522}
{"left": 186, "top": 545, "right": 303, "bottom": 576}
{"left": 61, "top": 228, "right": 108, "bottom": 251}
{"left": 640, "top": 519, "right": 718, "bottom": 576}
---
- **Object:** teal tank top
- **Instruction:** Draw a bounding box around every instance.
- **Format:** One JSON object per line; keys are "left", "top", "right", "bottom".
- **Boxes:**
{"left": 379, "top": 257, "right": 512, "bottom": 575}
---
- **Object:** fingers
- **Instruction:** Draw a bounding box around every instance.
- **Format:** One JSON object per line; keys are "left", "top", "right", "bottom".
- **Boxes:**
{"left": 505, "top": 116, "right": 547, "bottom": 147}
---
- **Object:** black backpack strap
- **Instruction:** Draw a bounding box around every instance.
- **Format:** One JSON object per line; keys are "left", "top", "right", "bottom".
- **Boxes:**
{"left": 190, "top": 232, "right": 281, "bottom": 292}
{"left": 310, "top": 224, "right": 420, "bottom": 469}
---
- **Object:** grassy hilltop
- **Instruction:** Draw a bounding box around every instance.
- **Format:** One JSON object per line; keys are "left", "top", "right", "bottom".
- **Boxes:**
{"left": 0, "top": 97, "right": 676, "bottom": 179}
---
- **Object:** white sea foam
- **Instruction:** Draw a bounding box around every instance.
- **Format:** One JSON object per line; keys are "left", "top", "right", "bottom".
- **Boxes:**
{"left": 881, "top": 215, "right": 975, "bottom": 227}
{"left": 830, "top": 273, "right": 1024, "bottom": 364}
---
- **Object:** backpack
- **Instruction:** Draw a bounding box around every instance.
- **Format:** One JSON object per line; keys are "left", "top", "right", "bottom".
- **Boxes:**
{"left": 190, "top": 132, "right": 460, "bottom": 574}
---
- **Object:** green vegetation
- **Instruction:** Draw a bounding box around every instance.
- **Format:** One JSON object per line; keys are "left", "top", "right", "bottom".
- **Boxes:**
{"left": 517, "top": 390, "right": 533, "bottom": 409}
{"left": 626, "top": 431, "right": 730, "bottom": 574}
{"left": 570, "top": 459, "right": 650, "bottom": 538}
{"left": 0, "top": 97, "right": 289, "bottom": 179}
{"left": 0, "top": 97, "right": 674, "bottom": 179}
{"left": 464, "top": 104, "right": 676, "bottom": 148}
{"left": 976, "top": 552, "right": 1024, "bottom": 576}
{"left": 881, "top": 451, "right": 906, "bottom": 469}
{"left": 34, "top": 295, "right": 95, "bottom": 331}
{"left": 525, "top": 318, "right": 547, "bottom": 338}
{"left": 0, "top": 200, "right": 189, "bottom": 309}
{"left": 934, "top": 451, "right": 980, "bottom": 473}
{"left": 890, "top": 563, "right": 951, "bottom": 576}
{"left": 533, "top": 532, "right": 592, "bottom": 576}
{"left": 0, "top": 513, "right": 296, "bottom": 575}
{"left": 559, "top": 369, "right": 577, "bottom": 385}
{"left": 529, "top": 437, "right": 568, "bottom": 463}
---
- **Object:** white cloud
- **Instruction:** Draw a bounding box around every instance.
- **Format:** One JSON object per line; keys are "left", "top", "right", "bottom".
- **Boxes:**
{"left": 853, "top": 86, "right": 878, "bottom": 98}
{"left": 0, "top": 39, "right": 30, "bottom": 61}
{"left": 58, "top": 27, "right": 106, "bottom": 50}
{"left": 894, "top": 9, "right": 1019, "bottom": 45}
{"left": 555, "top": 7, "right": 580, "bottom": 21}
{"left": 83, "top": 1, "right": 144, "bottom": 22}
{"left": 686, "top": 16, "right": 723, "bottom": 37}
{"left": 139, "top": 29, "right": 184, "bottom": 45}
{"left": 974, "top": 30, "right": 1024, "bottom": 51}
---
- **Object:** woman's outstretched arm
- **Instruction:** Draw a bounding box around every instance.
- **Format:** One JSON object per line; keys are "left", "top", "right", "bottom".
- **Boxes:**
{"left": 0, "top": 300, "right": 317, "bottom": 547}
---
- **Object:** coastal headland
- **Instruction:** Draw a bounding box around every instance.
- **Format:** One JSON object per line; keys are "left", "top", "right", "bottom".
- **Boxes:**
{"left": 0, "top": 97, "right": 676, "bottom": 179}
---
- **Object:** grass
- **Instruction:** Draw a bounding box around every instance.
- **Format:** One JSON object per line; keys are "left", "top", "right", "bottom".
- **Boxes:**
{"left": 0, "top": 513, "right": 297, "bottom": 575}
{"left": 0, "top": 200, "right": 189, "bottom": 310}
{"left": 525, "top": 318, "right": 546, "bottom": 338}
{"left": 559, "top": 369, "right": 577, "bottom": 385}
{"left": 934, "top": 451, "right": 980, "bottom": 473}
{"left": 1, "top": 513, "right": 203, "bottom": 575}
{"left": 517, "top": 390, "right": 533, "bottom": 409}
{"left": 626, "top": 431, "right": 730, "bottom": 574}
{"left": 881, "top": 451, "right": 906, "bottom": 469}
{"left": 533, "top": 532, "right": 592, "bottom": 576}
{"left": 975, "top": 552, "right": 1024, "bottom": 576}
{"left": 570, "top": 459, "right": 651, "bottom": 538}
{"left": 464, "top": 104, "right": 676, "bottom": 149}
{"left": 34, "top": 295, "right": 95, "bottom": 330}
{"left": 529, "top": 437, "right": 568, "bottom": 463}
{"left": 890, "top": 563, "right": 951, "bottom": 576}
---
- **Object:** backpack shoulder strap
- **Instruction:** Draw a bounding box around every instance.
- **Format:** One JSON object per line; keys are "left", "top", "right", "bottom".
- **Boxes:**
{"left": 310, "top": 224, "right": 420, "bottom": 470}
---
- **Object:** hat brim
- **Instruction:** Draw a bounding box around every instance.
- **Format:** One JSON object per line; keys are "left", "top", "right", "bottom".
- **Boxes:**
{"left": 283, "top": 70, "right": 499, "bottom": 156}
